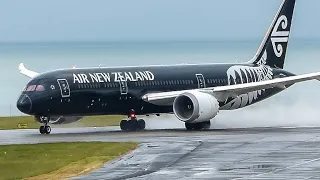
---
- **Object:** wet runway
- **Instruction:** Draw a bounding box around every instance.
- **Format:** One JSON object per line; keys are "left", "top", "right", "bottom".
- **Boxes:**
{"left": 2, "top": 126, "right": 320, "bottom": 179}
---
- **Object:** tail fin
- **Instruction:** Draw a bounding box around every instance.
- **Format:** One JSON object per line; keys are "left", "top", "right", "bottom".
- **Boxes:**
{"left": 249, "top": 0, "right": 296, "bottom": 69}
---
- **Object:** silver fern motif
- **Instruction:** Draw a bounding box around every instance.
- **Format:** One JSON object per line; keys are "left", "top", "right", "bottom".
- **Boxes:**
{"left": 221, "top": 64, "right": 273, "bottom": 110}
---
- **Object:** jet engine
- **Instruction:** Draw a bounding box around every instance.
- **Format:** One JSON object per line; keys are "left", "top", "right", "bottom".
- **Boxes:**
{"left": 173, "top": 91, "right": 219, "bottom": 123}
{"left": 34, "top": 116, "right": 83, "bottom": 124}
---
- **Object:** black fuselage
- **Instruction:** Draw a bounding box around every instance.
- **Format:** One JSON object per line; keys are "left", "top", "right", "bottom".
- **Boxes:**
{"left": 16, "top": 63, "right": 295, "bottom": 117}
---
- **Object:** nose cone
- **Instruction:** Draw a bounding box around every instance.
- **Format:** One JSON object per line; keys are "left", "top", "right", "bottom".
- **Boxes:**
{"left": 17, "top": 94, "right": 32, "bottom": 114}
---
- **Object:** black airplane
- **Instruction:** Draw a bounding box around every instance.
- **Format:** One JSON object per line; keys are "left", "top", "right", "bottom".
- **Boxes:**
{"left": 16, "top": 0, "right": 319, "bottom": 134}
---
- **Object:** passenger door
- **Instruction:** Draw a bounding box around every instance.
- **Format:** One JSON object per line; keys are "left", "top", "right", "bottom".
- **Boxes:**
{"left": 57, "top": 79, "right": 70, "bottom": 98}
{"left": 195, "top": 74, "right": 206, "bottom": 88}
{"left": 119, "top": 79, "right": 128, "bottom": 95}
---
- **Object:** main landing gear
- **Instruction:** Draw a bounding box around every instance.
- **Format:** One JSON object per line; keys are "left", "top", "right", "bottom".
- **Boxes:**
{"left": 37, "top": 116, "right": 51, "bottom": 134}
{"left": 120, "top": 109, "right": 146, "bottom": 131}
{"left": 185, "top": 121, "right": 211, "bottom": 130}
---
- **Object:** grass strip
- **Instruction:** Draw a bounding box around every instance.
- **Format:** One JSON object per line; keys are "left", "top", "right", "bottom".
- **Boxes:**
{"left": 0, "top": 115, "right": 127, "bottom": 130}
{"left": 0, "top": 142, "right": 137, "bottom": 180}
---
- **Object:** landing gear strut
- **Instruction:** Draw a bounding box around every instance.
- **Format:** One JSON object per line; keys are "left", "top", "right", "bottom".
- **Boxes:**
{"left": 185, "top": 121, "right": 211, "bottom": 130}
{"left": 38, "top": 116, "right": 51, "bottom": 134}
{"left": 120, "top": 109, "right": 146, "bottom": 131}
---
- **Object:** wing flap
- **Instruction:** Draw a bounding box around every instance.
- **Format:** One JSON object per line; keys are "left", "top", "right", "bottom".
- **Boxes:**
{"left": 18, "top": 63, "right": 39, "bottom": 78}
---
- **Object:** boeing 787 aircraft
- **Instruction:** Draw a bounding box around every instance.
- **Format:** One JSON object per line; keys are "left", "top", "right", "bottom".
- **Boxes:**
{"left": 16, "top": 0, "right": 319, "bottom": 134}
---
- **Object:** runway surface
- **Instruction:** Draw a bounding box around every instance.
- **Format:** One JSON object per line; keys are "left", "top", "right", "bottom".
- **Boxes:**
{"left": 1, "top": 126, "right": 320, "bottom": 180}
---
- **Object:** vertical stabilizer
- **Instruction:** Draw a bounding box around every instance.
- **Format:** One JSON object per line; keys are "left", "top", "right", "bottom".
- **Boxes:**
{"left": 249, "top": 0, "right": 296, "bottom": 69}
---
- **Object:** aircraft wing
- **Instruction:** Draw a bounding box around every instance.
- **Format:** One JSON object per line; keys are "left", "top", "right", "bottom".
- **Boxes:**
{"left": 142, "top": 72, "right": 320, "bottom": 104}
{"left": 18, "top": 63, "right": 39, "bottom": 78}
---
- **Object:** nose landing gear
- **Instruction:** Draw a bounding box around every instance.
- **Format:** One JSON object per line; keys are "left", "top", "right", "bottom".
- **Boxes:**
{"left": 37, "top": 116, "right": 51, "bottom": 134}
{"left": 120, "top": 109, "right": 146, "bottom": 131}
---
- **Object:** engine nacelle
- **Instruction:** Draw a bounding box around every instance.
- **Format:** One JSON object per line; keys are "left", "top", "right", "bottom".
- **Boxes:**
{"left": 173, "top": 91, "right": 219, "bottom": 123}
{"left": 34, "top": 116, "right": 83, "bottom": 124}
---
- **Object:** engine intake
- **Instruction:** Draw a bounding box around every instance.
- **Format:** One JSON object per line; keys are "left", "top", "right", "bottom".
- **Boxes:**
{"left": 173, "top": 91, "right": 219, "bottom": 123}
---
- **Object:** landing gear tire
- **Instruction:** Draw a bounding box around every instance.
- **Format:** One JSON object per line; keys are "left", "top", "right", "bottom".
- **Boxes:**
{"left": 45, "top": 126, "right": 51, "bottom": 134}
{"left": 185, "top": 121, "right": 211, "bottom": 130}
{"left": 137, "top": 119, "right": 146, "bottom": 130}
{"left": 120, "top": 119, "right": 146, "bottom": 131}
{"left": 39, "top": 125, "right": 51, "bottom": 134}
{"left": 202, "top": 121, "right": 211, "bottom": 130}
{"left": 185, "top": 123, "right": 194, "bottom": 130}
{"left": 120, "top": 120, "right": 128, "bottom": 131}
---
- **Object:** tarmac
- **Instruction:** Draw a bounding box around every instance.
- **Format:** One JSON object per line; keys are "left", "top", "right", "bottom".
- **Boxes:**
{"left": 1, "top": 126, "right": 320, "bottom": 179}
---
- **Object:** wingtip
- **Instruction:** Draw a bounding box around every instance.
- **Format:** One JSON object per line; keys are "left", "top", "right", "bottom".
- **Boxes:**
{"left": 18, "top": 63, "right": 25, "bottom": 71}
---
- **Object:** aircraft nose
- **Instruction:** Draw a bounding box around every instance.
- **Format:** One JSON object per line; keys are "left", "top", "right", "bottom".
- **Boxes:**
{"left": 17, "top": 94, "right": 32, "bottom": 114}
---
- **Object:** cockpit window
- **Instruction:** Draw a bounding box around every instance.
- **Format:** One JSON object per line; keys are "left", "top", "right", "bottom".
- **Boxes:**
{"left": 24, "top": 85, "right": 45, "bottom": 92}
{"left": 25, "top": 85, "right": 36, "bottom": 92}
{"left": 35, "top": 85, "right": 45, "bottom": 91}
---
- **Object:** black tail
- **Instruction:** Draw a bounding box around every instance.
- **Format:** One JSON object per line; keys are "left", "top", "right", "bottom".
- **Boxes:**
{"left": 249, "top": 0, "right": 296, "bottom": 69}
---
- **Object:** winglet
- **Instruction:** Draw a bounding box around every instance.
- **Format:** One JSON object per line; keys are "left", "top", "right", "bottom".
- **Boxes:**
{"left": 18, "top": 63, "right": 39, "bottom": 78}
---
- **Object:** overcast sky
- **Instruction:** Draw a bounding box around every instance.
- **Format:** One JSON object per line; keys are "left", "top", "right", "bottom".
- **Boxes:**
{"left": 0, "top": 0, "right": 319, "bottom": 42}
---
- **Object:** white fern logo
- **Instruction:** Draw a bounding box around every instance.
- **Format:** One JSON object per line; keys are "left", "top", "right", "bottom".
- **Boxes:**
{"left": 221, "top": 65, "right": 273, "bottom": 110}
{"left": 271, "top": 15, "right": 290, "bottom": 57}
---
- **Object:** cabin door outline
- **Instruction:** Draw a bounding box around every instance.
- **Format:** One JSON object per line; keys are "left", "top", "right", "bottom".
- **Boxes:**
{"left": 195, "top": 74, "right": 206, "bottom": 88}
{"left": 57, "top": 79, "right": 71, "bottom": 98}
{"left": 119, "top": 79, "right": 128, "bottom": 95}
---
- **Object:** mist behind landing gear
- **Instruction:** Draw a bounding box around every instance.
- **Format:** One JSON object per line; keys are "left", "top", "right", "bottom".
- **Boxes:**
{"left": 144, "top": 114, "right": 185, "bottom": 130}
